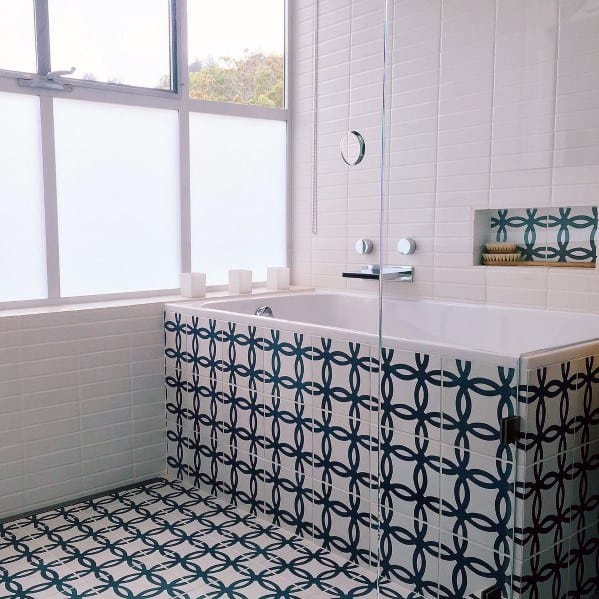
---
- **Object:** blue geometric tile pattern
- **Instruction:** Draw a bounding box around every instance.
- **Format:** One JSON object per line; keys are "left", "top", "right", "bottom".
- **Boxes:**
{"left": 514, "top": 357, "right": 599, "bottom": 599}
{"left": 165, "top": 312, "right": 599, "bottom": 599}
{"left": 490, "top": 205, "right": 598, "bottom": 262}
{"left": 0, "top": 478, "right": 415, "bottom": 599}
{"left": 491, "top": 207, "right": 550, "bottom": 261}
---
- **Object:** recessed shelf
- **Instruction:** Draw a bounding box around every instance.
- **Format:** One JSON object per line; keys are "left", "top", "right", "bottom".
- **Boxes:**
{"left": 482, "top": 261, "right": 596, "bottom": 269}
{"left": 473, "top": 205, "right": 598, "bottom": 269}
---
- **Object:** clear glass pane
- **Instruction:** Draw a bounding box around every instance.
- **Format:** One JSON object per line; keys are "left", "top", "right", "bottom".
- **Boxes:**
{"left": 54, "top": 100, "right": 180, "bottom": 297}
{"left": 0, "top": 0, "right": 36, "bottom": 73}
{"left": 48, "top": 0, "right": 173, "bottom": 89}
{"left": 188, "top": 0, "right": 285, "bottom": 108}
{"left": 0, "top": 92, "right": 46, "bottom": 302}
{"left": 190, "top": 113, "right": 286, "bottom": 285}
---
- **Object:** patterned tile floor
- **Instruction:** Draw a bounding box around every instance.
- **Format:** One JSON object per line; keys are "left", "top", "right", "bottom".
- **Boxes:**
{"left": 0, "top": 479, "right": 414, "bottom": 599}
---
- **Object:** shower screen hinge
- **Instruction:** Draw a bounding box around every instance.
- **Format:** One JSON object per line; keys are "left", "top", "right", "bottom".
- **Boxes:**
{"left": 481, "top": 585, "right": 501, "bottom": 599}
{"left": 500, "top": 416, "right": 520, "bottom": 445}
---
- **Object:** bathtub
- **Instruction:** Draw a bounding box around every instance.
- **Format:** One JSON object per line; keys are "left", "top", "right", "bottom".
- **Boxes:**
{"left": 168, "top": 290, "right": 599, "bottom": 368}
{"left": 164, "top": 291, "right": 599, "bottom": 598}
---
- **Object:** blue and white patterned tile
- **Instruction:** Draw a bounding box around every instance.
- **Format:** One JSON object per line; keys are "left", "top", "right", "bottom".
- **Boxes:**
{"left": 310, "top": 484, "right": 376, "bottom": 569}
{"left": 221, "top": 322, "right": 266, "bottom": 393}
{"left": 217, "top": 449, "right": 266, "bottom": 516}
{"left": 567, "top": 440, "right": 599, "bottom": 532}
{"left": 262, "top": 329, "right": 314, "bottom": 403}
{"left": 311, "top": 406, "right": 374, "bottom": 500}
{"left": 183, "top": 316, "right": 223, "bottom": 381}
{"left": 264, "top": 537, "right": 374, "bottom": 595}
{"left": 379, "top": 507, "right": 440, "bottom": 599}
{"left": 438, "top": 531, "right": 511, "bottom": 599}
{"left": 490, "top": 207, "right": 549, "bottom": 260}
{"left": 184, "top": 375, "right": 220, "bottom": 494}
{"left": 166, "top": 369, "right": 186, "bottom": 480}
{"left": 546, "top": 206, "right": 598, "bottom": 263}
{"left": 379, "top": 348, "right": 442, "bottom": 441}
{"left": 165, "top": 311, "right": 187, "bottom": 373}
{"left": 262, "top": 463, "right": 314, "bottom": 539}
{"left": 565, "top": 521, "right": 599, "bottom": 598}
{"left": 515, "top": 452, "right": 573, "bottom": 561}
{"left": 520, "top": 361, "right": 581, "bottom": 464}
{"left": 441, "top": 359, "right": 517, "bottom": 461}
{"left": 576, "top": 356, "right": 599, "bottom": 447}
{"left": 379, "top": 431, "right": 441, "bottom": 524}
{"left": 311, "top": 336, "right": 377, "bottom": 422}
{"left": 440, "top": 445, "right": 514, "bottom": 555}
{"left": 218, "top": 384, "right": 265, "bottom": 459}
{"left": 263, "top": 394, "right": 313, "bottom": 473}
{"left": 513, "top": 537, "right": 572, "bottom": 599}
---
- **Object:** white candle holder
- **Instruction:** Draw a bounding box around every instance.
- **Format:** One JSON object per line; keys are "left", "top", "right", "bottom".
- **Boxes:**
{"left": 228, "top": 269, "right": 252, "bottom": 294}
{"left": 181, "top": 273, "right": 207, "bottom": 298}
{"left": 266, "top": 267, "right": 290, "bottom": 290}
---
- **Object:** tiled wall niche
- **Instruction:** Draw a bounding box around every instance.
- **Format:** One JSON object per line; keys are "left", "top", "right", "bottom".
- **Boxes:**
{"left": 474, "top": 206, "right": 598, "bottom": 266}
{"left": 290, "top": 0, "right": 599, "bottom": 312}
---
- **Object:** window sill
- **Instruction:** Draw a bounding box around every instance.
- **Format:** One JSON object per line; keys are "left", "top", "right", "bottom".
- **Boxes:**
{"left": 0, "top": 286, "right": 310, "bottom": 320}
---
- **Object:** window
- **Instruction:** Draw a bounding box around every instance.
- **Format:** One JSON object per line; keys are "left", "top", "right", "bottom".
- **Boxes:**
{"left": 0, "top": 92, "right": 47, "bottom": 302}
{"left": 190, "top": 114, "right": 287, "bottom": 285}
{"left": 48, "top": 0, "right": 174, "bottom": 90}
{"left": 0, "top": 1, "right": 37, "bottom": 73}
{"left": 54, "top": 100, "right": 180, "bottom": 296}
{"left": 0, "top": 0, "right": 288, "bottom": 307}
{"left": 187, "top": 0, "right": 285, "bottom": 108}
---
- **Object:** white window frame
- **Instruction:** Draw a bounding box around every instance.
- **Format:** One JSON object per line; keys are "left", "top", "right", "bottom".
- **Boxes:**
{"left": 0, "top": 0, "right": 291, "bottom": 310}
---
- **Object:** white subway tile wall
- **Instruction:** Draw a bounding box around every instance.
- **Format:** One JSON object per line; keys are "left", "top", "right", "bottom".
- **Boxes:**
{"left": 0, "top": 302, "right": 166, "bottom": 519}
{"left": 291, "top": 0, "right": 599, "bottom": 312}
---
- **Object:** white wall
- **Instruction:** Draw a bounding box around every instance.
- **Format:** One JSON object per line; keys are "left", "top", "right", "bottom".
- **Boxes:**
{"left": 0, "top": 301, "right": 167, "bottom": 519}
{"left": 291, "top": 0, "right": 599, "bottom": 313}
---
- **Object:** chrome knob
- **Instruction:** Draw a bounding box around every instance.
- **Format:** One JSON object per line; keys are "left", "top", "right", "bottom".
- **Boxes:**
{"left": 397, "top": 238, "right": 417, "bottom": 255}
{"left": 355, "top": 239, "right": 374, "bottom": 255}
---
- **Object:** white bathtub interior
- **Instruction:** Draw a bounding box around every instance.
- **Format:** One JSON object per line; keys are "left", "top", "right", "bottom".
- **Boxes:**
{"left": 168, "top": 291, "right": 599, "bottom": 365}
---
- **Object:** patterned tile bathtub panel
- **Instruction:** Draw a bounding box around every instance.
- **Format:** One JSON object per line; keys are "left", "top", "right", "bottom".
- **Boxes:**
{"left": 166, "top": 313, "right": 526, "bottom": 597}
{"left": 490, "top": 206, "right": 598, "bottom": 262}
{"left": 514, "top": 356, "right": 599, "bottom": 599}
{"left": 377, "top": 352, "right": 517, "bottom": 598}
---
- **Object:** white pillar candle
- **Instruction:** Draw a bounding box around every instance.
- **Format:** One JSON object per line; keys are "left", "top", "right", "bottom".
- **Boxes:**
{"left": 180, "top": 272, "right": 206, "bottom": 298}
{"left": 228, "top": 269, "right": 252, "bottom": 294}
{"left": 266, "top": 267, "right": 290, "bottom": 290}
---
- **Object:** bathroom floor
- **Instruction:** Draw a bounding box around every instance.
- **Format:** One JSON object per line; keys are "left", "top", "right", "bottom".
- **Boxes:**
{"left": 0, "top": 478, "right": 412, "bottom": 599}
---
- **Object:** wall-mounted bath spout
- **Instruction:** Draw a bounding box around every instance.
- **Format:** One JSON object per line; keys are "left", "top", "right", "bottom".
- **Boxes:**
{"left": 342, "top": 265, "right": 414, "bottom": 282}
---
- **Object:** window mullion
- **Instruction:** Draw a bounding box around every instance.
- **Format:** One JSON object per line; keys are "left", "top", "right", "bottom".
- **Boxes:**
{"left": 34, "top": 1, "right": 61, "bottom": 299}
{"left": 177, "top": 0, "right": 191, "bottom": 275}
{"left": 33, "top": 0, "right": 51, "bottom": 76}
{"left": 39, "top": 95, "right": 61, "bottom": 300}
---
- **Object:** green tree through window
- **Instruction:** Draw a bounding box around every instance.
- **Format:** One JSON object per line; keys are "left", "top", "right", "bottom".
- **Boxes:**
{"left": 182, "top": 51, "right": 284, "bottom": 108}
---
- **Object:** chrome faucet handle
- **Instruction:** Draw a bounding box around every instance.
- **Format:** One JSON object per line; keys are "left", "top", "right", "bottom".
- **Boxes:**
{"left": 397, "top": 238, "right": 417, "bottom": 255}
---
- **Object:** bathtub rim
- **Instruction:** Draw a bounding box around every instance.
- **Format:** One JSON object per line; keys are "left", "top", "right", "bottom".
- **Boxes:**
{"left": 165, "top": 290, "right": 599, "bottom": 370}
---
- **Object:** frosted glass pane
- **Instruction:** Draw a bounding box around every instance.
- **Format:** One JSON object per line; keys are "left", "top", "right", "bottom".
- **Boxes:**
{"left": 0, "top": 1, "right": 36, "bottom": 73}
{"left": 54, "top": 100, "right": 180, "bottom": 297}
{"left": 190, "top": 113, "right": 286, "bottom": 285}
{"left": 48, "top": 0, "right": 172, "bottom": 89}
{"left": 0, "top": 93, "right": 46, "bottom": 302}
{"left": 188, "top": 0, "right": 285, "bottom": 108}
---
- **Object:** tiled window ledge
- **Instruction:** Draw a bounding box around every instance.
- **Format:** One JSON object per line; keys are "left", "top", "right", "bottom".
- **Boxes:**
{"left": 0, "top": 287, "right": 310, "bottom": 320}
